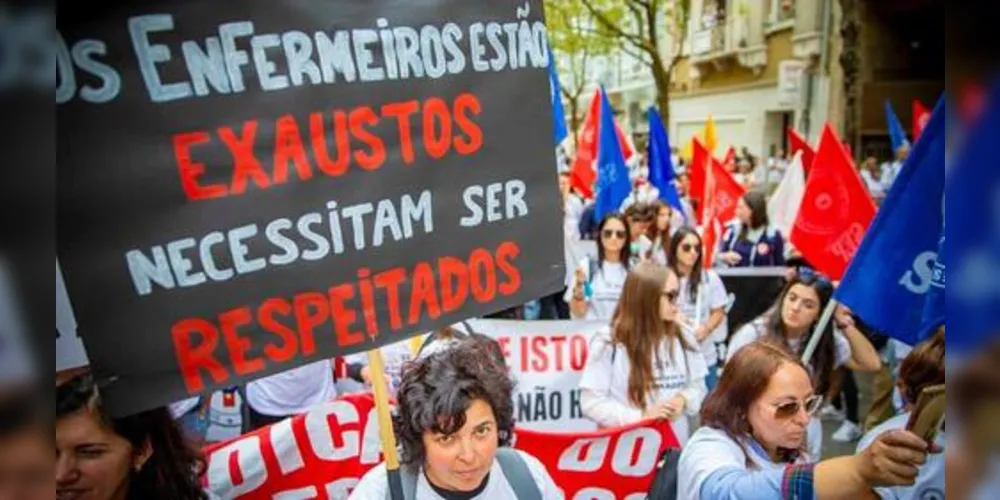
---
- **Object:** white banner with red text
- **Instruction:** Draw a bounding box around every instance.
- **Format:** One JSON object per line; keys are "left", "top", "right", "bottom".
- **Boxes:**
{"left": 202, "top": 393, "right": 679, "bottom": 499}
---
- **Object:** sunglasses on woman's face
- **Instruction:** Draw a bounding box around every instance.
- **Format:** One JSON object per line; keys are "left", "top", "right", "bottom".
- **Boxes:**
{"left": 602, "top": 229, "right": 627, "bottom": 240}
{"left": 772, "top": 394, "right": 824, "bottom": 420}
{"left": 795, "top": 267, "right": 832, "bottom": 288}
{"left": 680, "top": 243, "right": 700, "bottom": 253}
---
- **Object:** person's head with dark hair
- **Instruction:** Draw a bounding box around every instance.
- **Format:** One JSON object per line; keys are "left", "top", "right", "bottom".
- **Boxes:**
{"left": 765, "top": 268, "right": 837, "bottom": 396}
{"left": 668, "top": 227, "right": 704, "bottom": 299}
{"left": 623, "top": 203, "right": 654, "bottom": 244}
{"left": 393, "top": 338, "right": 515, "bottom": 492}
{"left": 55, "top": 374, "right": 206, "bottom": 500}
{"left": 703, "top": 340, "right": 818, "bottom": 464}
{"left": 676, "top": 172, "right": 691, "bottom": 196}
{"left": 0, "top": 388, "right": 52, "bottom": 500}
{"left": 735, "top": 191, "right": 769, "bottom": 232}
{"left": 596, "top": 212, "right": 632, "bottom": 268}
{"left": 649, "top": 201, "right": 673, "bottom": 246}
{"left": 897, "top": 328, "right": 945, "bottom": 409}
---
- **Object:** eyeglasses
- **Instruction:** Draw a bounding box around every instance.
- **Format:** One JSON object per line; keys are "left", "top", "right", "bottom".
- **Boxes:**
{"left": 772, "top": 394, "right": 824, "bottom": 420}
{"left": 795, "top": 267, "right": 832, "bottom": 288}
{"left": 680, "top": 243, "right": 700, "bottom": 253}
{"left": 602, "top": 229, "right": 627, "bottom": 240}
{"left": 662, "top": 289, "right": 679, "bottom": 303}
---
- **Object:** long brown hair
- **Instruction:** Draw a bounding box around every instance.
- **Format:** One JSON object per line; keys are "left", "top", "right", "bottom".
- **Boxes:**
{"left": 647, "top": 201, "right": 673, "bottom": 253}
{"left": 766, "top": 273, "right": 836, "bottom": 396}
{"left": 702, "top": 340, "right": 810, "bottom": 464}
{"left": 610, "top": 262, "right": 695, "bottom": 408}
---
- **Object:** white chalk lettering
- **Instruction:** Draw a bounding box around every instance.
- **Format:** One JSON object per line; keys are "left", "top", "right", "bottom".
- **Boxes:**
{"left": 128, "top": 14, "right": 193, "bottom": 102}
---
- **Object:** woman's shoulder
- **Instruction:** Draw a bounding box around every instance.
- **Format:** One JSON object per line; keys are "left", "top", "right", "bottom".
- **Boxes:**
{"left": 681, "top": 426, "right": 745, "bottom": 461}
{"left": 348, "top": 463, "right": 389, "bottom": 499}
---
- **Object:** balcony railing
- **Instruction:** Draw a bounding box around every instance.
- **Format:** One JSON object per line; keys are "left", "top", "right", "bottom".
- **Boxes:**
{"left": 691, "top": 19, "right": 745, "bottom": 58}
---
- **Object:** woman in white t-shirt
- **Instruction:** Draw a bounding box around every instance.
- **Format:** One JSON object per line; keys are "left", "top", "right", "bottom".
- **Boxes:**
{"left": 645, "top": 201, "right": 674, "bottom": 265}
{"left": 578, "top": 262, "right": 708, "bottom": 444}
{"left": 680, "top": 341, "right": 937, "bottom": 499}
{"left": 668, "top": 227, "right": 728, "bottom": 391}
{"left": 566, "top": 213, "right": 632, "bottom": 321}
{"left": 245, "top": 359, "right": 337, "bottom": 431}
{"left": 350, "top": 337, "right": 561, "bottom": 500}
{"left": 726, "top": 267, "right": 882, "bottom": 459}
{"left": 857, "top": 329, "right": 945, "bottom": 500}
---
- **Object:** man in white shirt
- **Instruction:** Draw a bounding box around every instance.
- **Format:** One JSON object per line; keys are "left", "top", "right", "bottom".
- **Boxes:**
{"left": 245, "top": 359, "right": 337, "bottom": 430}
{"left": 880, "top": 143, "right": 910, "bottom": 192}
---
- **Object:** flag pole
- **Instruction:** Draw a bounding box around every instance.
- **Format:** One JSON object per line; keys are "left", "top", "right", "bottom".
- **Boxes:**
{"left": 367, "top": 348, "right": 404, "bottom": 500}
{"left": 802, "top": 298, "right": 838, "bottom": 365}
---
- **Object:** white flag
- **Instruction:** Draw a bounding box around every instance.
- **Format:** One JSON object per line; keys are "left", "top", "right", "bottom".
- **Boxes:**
{"left": 767, "top": 150, "right": 806, "bottom": 238}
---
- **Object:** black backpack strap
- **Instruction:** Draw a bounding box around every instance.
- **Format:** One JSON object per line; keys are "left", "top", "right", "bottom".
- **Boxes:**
{"left": 388, "top": 465, "right": 418, "bottom": 500}
{"left": 495, "top": 448, "right": 542, "bottom": 500}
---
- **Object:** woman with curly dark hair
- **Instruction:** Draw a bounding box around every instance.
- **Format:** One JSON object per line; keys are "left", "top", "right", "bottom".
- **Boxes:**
{"left": 56, "top": 373, "right": 207, "bottom": 500}
{"left": 349, "top": 337, "right": 560, "bottom": 499}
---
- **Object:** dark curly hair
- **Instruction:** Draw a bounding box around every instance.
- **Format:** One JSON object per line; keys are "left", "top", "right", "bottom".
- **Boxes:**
{"left": 56, "top": 374, "right": 207, "bottom": 500}
{"left": 393, "top": 336, "right": 515, "bottom": 468}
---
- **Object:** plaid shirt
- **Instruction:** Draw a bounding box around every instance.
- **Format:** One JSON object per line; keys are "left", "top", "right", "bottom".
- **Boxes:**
{"left": 781, "top": 463, "right": 816, "bottom": 500}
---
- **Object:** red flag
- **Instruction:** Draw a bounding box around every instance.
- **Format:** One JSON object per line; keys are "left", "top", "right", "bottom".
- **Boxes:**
{"left": 689, "top": 138, "right": 709, "bottom": 203}
{"left": 787, "top": 128, "right": 816, "bottom": 176}
{"left": 698, "top": 156, "right": 746, "bottom": 224}
{"left": 570, "top": 90, "right": 635, "bottom": 199}
{"left": 912, "top": 100, "right": 931, "bottom": 140}
{"left": 790, "top": 124, "right": 876, "bottom": 279}
{"left": 570, "top": 91, "right": 602, "bottom": 198}
{"left": 721, "top": 146, "right": 736, "bottom": 171}
{"left": 702, "top": 217, "right": 722, "bottom": 269}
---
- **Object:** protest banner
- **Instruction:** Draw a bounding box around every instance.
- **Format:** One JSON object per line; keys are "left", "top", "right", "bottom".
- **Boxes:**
{"left": 462, "top": 319, "right": 604, "bottom": 432}
{"left": 57, "top": 0, "right": 565, "bottom": 415}
{"left": 202, "top": 393, "right": 678, "bottom": 499}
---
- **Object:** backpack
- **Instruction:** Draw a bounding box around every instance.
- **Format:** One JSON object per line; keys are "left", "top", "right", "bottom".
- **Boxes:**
{"left": 390, "top": 447, "right": 542, "bottom": 500}
{"left": 645, "top": 448, "right": 681, "bottom": 500}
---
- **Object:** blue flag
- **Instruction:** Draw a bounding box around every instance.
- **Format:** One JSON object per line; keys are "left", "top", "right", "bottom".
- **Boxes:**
{"left": 548, "top": 51, "right": 568, "bottom": 146}
{"left": 593, "top": 88, "right": 631, "bottom": 222}
{"left": 885, "top": 100, "right": 910, "bottom": 152}
{"left": 835, "top": 97, "right": 946, "bottom": 346}
{"left": 948, "top": 79, "right": 1000, "bottom": 353}
{"left": 647, "top": 107, "right": 683, "bottom": 213}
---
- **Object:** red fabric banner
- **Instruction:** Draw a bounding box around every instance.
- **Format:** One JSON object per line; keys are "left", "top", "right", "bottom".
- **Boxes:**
{"left": 787, "top": 128, "right": 816, "bottom": 177}
{"left": 202, "top": 393, "right": 679, "bottom": 499}
{"left": 570, "top": 90, "right": 635, "bottom": 199}
{"left": 790, "top": 124, "right": 876, "bottom": 280}
{"left": 912, "top": 100, "right": 931, "bottom": 141}
{"left": 689, "top": 138, "right": 709, "bottom": 205}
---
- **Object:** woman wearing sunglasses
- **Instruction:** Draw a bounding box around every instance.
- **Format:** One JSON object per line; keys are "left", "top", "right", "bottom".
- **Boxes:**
{"left": 566, "top": 213, "right": 633, "bottom": 321}
{"left": 717, "top": 191, "right": 785, "bottom": 268}
{"left": 680, "top": 341, "right": 938, "bottom": 499}
{"left": 579, "top": 262, "right": 708, "bottom": 444}
{"left": 726, "top": 268, "right": 882, "bottom": 459}
{"left": 669, "top": 227, "right": 729, "bottom": 391}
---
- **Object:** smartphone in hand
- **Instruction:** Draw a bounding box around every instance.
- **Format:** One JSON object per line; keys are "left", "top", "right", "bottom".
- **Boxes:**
{"left": 906, "top": 384, "right": 945, "bottom": 444}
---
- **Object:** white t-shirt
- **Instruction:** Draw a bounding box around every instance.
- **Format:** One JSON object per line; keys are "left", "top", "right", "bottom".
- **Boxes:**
{"left": 579, "top": 327, "right": 708, "bottom": 444}
{"left": 563, "top": 194, "right": 585, "bottom": 242}
{"left": 856, "top": 412, "right": 944, "bottom": 500}
{"left": 245, "top": 360, "right": 337, "bottom": 416}
{"left": 861, "top": 170, "right": 886, "bottom": 199}
{"left": 679, "top": 426, "right": 805, "bottom": 500}
{"left": 344, "top": 339, "right": 417, "bottom": 396}
{"left": 169, "top": 397, "right": 200, "bottom": 419}
{"left": 348, "top": 450, "right": 564, "bottom": 500}
{"left": 564, "top": 261, "right": 628, "bottom": 321}
{"left": 677, "top": 271, "right": 729, "bottom": 367}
